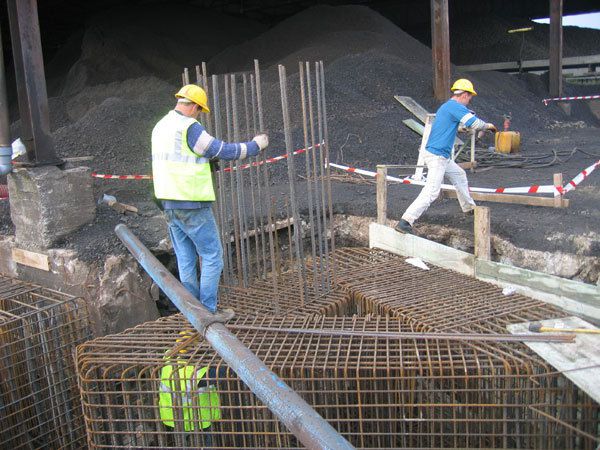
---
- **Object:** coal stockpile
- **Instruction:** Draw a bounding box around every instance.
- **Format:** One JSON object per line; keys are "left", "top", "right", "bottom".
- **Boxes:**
{"left": 5, "top": 4, "right": 600, "bottom": 261}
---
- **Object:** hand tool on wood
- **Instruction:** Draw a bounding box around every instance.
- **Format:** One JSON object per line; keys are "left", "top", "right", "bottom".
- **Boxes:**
{"left": 529, "top": 322, "right": 600, "bottom": 335}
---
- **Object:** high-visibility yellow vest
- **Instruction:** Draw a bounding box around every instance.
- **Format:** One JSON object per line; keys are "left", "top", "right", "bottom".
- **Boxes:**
{"left": 151, "top": 110, "right": 216, "bottom": 201}
{"left": 158, "top": 362, "right": 221, "bottom": 431}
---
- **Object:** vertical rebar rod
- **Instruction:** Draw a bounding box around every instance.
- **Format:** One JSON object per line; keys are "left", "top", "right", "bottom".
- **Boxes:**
{"left": 225, "top": 75, "right": 243, "bottom": 286}
{"left": 254, "top": 59, "right": 278, "bottom": 296}
{"left": 183, "top": 67, "right": 190, "bottom": 84}
{"left": 212, "top": 75, "right": 232, "bottom": 286}
{"left": 315, "top": 62, "right": 331, "bottom": 288}
{"left": 278, "top": 64, "right": 306, "bottom": 305}
{"left": 201, "top": 62, "right": 213, "bottom": 135}
{"left": 319, "top": 61, "right": 336, "bottom": 283}
{"left": 299, "top": 62, "right": 319, "bottom": 295}
{"left": 305, "top": 61, "right": 326, "bottom": 293}
{"left": 243, "top": 74, "right": 262, "bottom": 280}
{"left": 231, "top": 74, "right": 250, "bottom": 287}
{"left": 250, "top": 74, "right": 268, "bottom": 279}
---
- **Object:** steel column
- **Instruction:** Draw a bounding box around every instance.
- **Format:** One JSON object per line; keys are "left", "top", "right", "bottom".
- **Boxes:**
{"left": 7, "top": 0, "right": 60, "bottom": 165}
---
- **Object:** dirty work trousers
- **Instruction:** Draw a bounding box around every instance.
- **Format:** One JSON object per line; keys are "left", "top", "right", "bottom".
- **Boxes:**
{"left": 402, "top": 151, "right": 476, "bottom": 225}
{"left": 165, "top": 206, "right": 223, "bottom": 312}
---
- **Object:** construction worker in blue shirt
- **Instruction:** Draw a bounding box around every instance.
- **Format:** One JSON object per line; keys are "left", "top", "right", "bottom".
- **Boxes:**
{"left": 396, "top": 79, "right": 497, "bottom": 234}
{"left": 152, "top": 84, "right": 269, "bottom": 319}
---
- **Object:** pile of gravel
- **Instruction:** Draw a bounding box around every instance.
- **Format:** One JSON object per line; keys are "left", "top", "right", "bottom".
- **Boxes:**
{"left": 4, "top": 4, "right": 599, "bottom": 261}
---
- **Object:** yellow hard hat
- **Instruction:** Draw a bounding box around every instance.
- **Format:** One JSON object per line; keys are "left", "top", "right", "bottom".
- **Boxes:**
{"left": 451, "top": 79, "right": 477, "bottom": 96}
{"left": 175, "top": 84, "right": 210, "bottom": 113}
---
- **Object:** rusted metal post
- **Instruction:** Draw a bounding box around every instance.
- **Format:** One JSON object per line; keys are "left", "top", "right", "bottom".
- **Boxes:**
{"left": 7, "top": 0, "right": 60, "bottom": 166}
{"left": 430, "top": 0, "right": 450, "bottom": 102}
{"left": 549, "top": 0, "right": 563, "bottom": 98}
{"left": 376, "top": 165, "right": 388, "bottom": 225}
{"left": 474, "top": 206, "right": 491, "bottom": 261}
{"left": 115, "top": 224, "right": 354, "bottom": 450}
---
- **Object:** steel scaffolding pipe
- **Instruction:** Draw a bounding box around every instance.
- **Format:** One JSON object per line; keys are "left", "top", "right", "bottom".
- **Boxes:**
{"left": 114, "top": 223, "right": 354, "bottom": 450}
{"left": 0, "top": 23, "right": 12, "bottom": 175}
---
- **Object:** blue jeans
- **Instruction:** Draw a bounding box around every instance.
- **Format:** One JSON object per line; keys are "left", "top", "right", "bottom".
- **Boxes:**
{"left": 165, "top": 207, "right": 224, "bottom": 312}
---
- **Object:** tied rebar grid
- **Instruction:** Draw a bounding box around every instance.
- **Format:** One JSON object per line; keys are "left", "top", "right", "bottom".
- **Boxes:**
{"left": 76, "top": 314, "right": 599, "bottom": 449}
{"left": 185, "top": 61, "right": 335, "bottom": 306}
{"left": 319, "top": 248, "right": 567, "bottom": 332}
{"left": 0, "top": 275, "right": 92, "bottom": 449}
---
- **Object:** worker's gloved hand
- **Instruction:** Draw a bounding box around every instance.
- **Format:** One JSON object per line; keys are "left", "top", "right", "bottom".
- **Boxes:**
{"left": 486, "top": 123, "right": 498, "bottom": 133}
{"left": 252, "top": 134, "right": 269, "bottom": 150}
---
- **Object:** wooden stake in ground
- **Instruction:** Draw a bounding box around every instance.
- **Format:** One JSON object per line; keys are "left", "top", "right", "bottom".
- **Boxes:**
{"left": 474, "top": 206, "right": 491, "bottom": 261}
{"left": 376, "top": 165, "right": 388, "bottom": 224}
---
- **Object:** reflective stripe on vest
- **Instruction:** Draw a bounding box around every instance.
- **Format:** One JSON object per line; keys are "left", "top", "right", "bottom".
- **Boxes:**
{"left": 151, "top": 110, "right": 216, "bottom": 201}
{"left": 158, "top": 361, "right": 221, "bottom": 431}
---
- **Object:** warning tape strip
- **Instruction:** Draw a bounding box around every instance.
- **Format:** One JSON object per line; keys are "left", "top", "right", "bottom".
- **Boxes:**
{"left": 222, "top": 142, "right": 322, "bottom": 172}
{"left": 561, "top": 159, "right": 600, "bottom": 195}
{"left": 91, "top": 173, "right": 152, "bottom": 180}
{"left": 543, "top": 94, "right": 600, "bottom": 106}
{"left": 91, "top": 142, "right": 323, "bottom": 180}
{"left": 329, "top": 163, "right": 562, "bottom": 196}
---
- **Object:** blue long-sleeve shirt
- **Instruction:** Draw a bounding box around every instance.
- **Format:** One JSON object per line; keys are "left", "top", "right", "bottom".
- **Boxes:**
{"left": 162, "top": 113, "right": 260, "bottom": 209}
{"left": 426, "top": 99, "right": 486, "bottom": 159}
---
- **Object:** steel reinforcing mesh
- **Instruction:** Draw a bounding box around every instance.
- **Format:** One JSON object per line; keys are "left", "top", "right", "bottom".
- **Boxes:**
{"left": 76, "top": 307, "right": 599, "bottom": 448}
{"left": 0, "top": 275, "right": 92, "bottom": 449}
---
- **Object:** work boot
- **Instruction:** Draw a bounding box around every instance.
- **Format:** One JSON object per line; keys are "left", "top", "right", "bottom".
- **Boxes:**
{"left": 211, "top": 308, "right": 235, "bottom": 323}
{"left": 394, "top": 219, "right": 413, "bottom": 234}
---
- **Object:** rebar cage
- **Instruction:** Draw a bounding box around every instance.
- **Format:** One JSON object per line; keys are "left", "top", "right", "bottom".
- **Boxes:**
{"left": 0, "top": 275, "right": 92, "bottom": 449}
{"left": 76, "top": 313, "right": 600, "bottom": 449}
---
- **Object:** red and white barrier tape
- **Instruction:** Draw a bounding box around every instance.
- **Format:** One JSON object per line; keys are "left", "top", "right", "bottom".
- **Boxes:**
{"left": 223, "top": 142, "right": 322, "bottom": 172}
{"left": 92, "top": 173, "right": 152, "bottom": 180}
{"left": 543, "top": 94, "right": 600, "bottom": 106}
{"left": 91, "top": 142, "right": 323, "bottom": 180}
{"left": 329, "top": 163, "right": 562, "bottom": 196}
{"left": 560, "top": 159, "right": 600, "bottom": 195}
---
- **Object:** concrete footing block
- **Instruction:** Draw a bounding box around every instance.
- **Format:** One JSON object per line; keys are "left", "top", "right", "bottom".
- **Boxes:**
{"left": 8, "top": 165, "right": 95, "bottom": 250}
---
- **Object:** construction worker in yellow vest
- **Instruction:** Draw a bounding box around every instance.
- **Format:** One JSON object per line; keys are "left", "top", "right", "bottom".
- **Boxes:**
{"left": 152, "top": 84, "right": 269, "bottom": 317}
{"left": 159, "top": 330, "right": 221, "bottom": 437}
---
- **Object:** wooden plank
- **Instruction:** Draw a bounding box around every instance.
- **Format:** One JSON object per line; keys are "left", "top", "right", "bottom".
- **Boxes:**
{"left": 457, "top": 161, "right": 477, "bottom": 170}
{"left": 369, "top": 222, "right": 475, "bottom": 276}
{"left": 402, "top": 118, "right": 424, "bottom": 136}
{"left": 443, "top": 190, "right": 570, "bottom": 208}
{"left": 12, "top": 248, "right": 49, "bottom": 271}
{"left": 507, "top": 317, "right": 600, "bottom": 405}
{"left": 395, "top": 96, "right": 464, "bottom": 146}
{"left": 474, "top": 206, "right": 490, "bottom": 261}
{"left": 394, "top": 95, "right": 429, "bottom": 123}
{"left": 475, "top": 260, "right": 600, "bottom": 312}
{"left": 376, "top": 166, "right": 388, "bottom": 224}
{"left": 431, "top": 0, "right": 450, "bottom": 101}
{"left": 414, "top": 115, "right": 434, "bottom": 181}
{"left": 456, "top": 54, "right": 600, "bottom": 73}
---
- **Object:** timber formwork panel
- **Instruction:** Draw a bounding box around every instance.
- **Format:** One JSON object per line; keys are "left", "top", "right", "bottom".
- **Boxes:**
{"left": 76, "top": 314, "right": 600, "bottom": 449}
{"left": 0, "top": 275, "right": 92, "bottom": 449}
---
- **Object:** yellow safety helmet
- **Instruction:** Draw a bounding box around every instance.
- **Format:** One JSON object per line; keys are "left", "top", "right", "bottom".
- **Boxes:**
{"left": 175, "top": 84, "right": 210, "bottom": 113}
{"left": 451, "top": 79, "right": 477, "bottom": 96}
